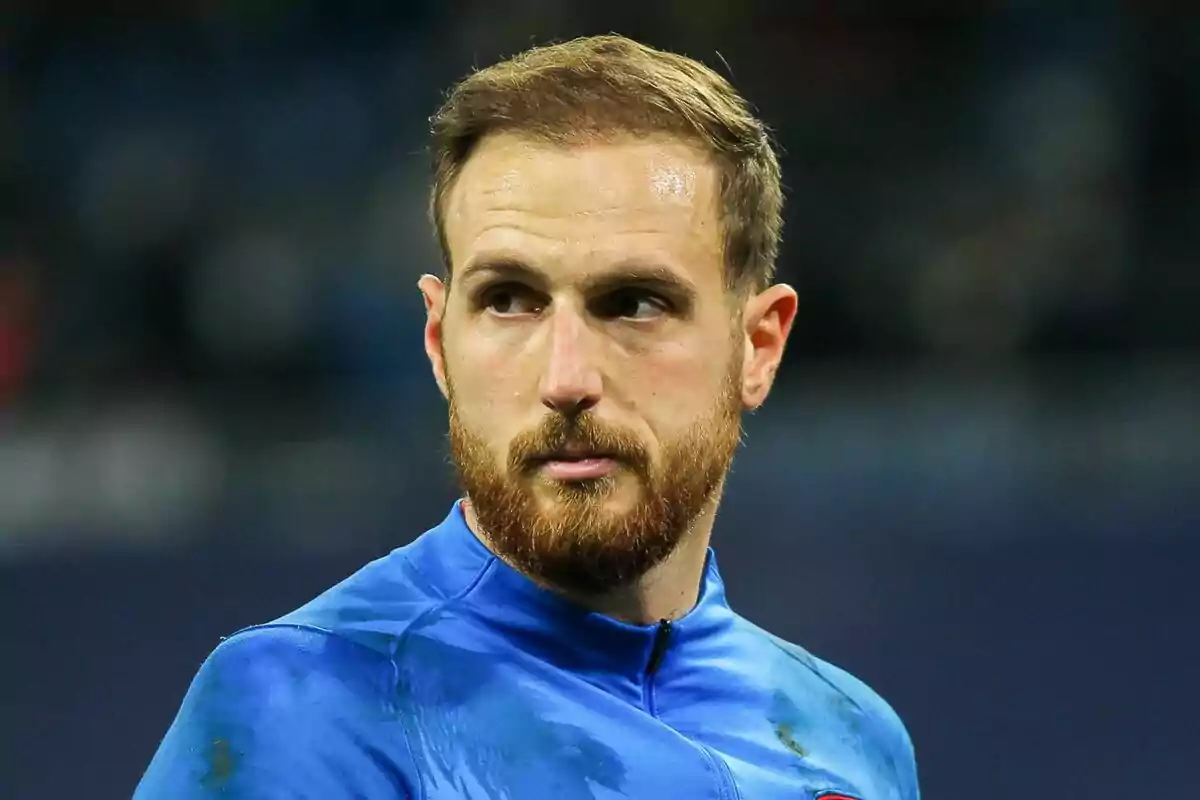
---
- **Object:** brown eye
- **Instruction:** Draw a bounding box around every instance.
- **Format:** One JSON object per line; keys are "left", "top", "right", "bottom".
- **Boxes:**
{"left": 481, "top": 284, "right": 545, "bottom": 316}
{"left": 594, "top": 288, "right": 671, "bottom": 321}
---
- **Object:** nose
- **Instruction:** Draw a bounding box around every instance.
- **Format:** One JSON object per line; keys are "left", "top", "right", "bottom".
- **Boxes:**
{"left": 538, "top": 306, "right": 602, "bottom": 417}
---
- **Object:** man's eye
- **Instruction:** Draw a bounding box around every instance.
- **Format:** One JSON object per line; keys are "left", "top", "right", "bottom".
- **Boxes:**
{"left": 481, "top": 285, "right": 545, "bottom": 316}
{"left": 596, "top": 289, "right": 671, "bottom": 321}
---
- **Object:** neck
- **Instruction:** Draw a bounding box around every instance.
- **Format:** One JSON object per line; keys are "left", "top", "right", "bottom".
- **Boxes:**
{"left": 462, "top": 499, "right": 719, "bottom": 626}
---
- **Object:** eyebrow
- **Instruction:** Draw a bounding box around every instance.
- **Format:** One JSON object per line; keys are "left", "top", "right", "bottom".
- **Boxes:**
{"left": 458, "top": 256, "right": 700, "bottom": 304}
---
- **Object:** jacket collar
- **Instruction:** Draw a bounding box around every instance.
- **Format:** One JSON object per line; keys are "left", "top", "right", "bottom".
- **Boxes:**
{"left": 405, "top": 502, "right": 735, "bottom": 706}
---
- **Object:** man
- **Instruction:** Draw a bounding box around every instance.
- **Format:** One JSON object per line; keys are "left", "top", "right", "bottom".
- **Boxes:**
{"left": 137, "top": 35, "right": 920, "bottom": 800}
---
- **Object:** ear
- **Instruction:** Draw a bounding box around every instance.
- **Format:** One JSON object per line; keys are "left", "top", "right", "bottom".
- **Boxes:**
{"left": 419, "top": 274, "right": 449, "bottom": 399}
{"left": 740, "top": 283, "right": 798, "bottom": 410}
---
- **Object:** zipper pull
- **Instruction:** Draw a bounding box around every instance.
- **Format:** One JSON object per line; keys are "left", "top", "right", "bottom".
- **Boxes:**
{"left": 646, "top": 619, "right": 672, "bottom": 676}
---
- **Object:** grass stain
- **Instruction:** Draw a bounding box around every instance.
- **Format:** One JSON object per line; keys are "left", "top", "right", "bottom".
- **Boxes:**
{"left": 200, "top": 737, "right": 239, "bottom": 789}
{"left": 774, "top": 722, "right": 808, "bottom": 758}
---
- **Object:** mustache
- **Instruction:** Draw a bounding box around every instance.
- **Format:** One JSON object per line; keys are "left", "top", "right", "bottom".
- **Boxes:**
{"left": 508, "top": 413, "right": 649, "bottom": 474}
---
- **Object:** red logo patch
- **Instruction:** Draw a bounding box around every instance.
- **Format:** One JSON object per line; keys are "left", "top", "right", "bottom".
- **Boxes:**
{"left": 815, "top": 794, "right": 861, "bottom": 800}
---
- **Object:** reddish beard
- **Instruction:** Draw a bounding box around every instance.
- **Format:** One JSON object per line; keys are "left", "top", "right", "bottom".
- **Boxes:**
{"left": 447, "top": 369, "right": 743, "bottom": 596}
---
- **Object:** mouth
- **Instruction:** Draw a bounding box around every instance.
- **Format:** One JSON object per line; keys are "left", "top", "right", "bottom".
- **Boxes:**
{"left": 531, "top": 448, "right": 620, "bottom": 481}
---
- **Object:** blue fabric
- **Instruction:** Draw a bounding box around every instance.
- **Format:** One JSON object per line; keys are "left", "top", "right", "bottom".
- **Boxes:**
{"left": 136, "top": 503, "right": 919, "bottom": 799}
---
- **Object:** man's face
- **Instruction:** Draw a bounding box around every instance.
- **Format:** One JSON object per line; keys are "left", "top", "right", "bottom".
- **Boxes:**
{"left": 422, "top": 133, "right": 789, "bottom": 594}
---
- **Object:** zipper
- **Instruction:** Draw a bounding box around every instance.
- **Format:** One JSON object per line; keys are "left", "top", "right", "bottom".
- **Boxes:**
{"left": 643, "top": 620, "right": 742, "bottom": 799}
{"left": 642, "top": 619, "right": 672, "bottom": 715}
{"left": 643, "top": 620, "right": 741, "bottom": 799}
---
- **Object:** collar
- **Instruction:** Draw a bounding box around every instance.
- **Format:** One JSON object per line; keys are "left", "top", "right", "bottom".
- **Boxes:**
{"left": 405, "top": 502, "right": 736, "bottom": 706}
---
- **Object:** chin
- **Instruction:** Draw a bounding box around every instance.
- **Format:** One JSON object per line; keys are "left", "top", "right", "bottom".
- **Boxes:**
{"left": 536, "top": 473, "right": 641, "bottom": 507}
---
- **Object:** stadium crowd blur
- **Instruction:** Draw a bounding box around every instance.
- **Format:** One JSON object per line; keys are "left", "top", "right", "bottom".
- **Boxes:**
{"left": 3, "top": 4, "right": 1197, "bottom": 799}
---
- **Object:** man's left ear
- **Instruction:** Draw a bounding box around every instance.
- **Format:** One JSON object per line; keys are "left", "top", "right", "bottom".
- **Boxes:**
{"left": 740, "top": 284, "right": 798, "bottom": 409}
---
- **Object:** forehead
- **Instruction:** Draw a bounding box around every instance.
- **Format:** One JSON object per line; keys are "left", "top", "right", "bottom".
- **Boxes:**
{"left": 443, "top": 133, "right": 723, "bottom": 284}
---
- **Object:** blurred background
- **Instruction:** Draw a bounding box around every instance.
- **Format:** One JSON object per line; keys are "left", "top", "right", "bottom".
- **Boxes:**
{"left": 2, "top": 3, "right": 1197, "bottom": 798}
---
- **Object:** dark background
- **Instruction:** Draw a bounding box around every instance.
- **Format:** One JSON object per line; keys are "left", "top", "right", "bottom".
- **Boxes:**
{"left": 1, "top": 4, "right": 1197, "bottom": 799}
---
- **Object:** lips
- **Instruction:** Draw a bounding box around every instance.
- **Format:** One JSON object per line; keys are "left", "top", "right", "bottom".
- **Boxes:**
{"left": 529, "top": 446, "right": 621, "bottom": 481}
{"left": 538, "top": 451, "right": 613, "bottom": 463}
{"left": 532, "top": 442, "right": 615, "bottom": 463}
{"left": 537, "top": 456, "right": 619, "bottom": 481}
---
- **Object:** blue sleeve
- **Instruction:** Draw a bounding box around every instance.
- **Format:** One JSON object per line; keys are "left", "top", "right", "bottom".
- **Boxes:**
{"left": 816, "top": 661, "right": 920, "bottom": 800}
{"left": 862, "top": 689, "right": 918, "bottom": 800}
{"left": 134, "top": 625, "right": 413, "bottom": 799}
{"left": 887, "top": 711, "right": 920, "bottom": 800}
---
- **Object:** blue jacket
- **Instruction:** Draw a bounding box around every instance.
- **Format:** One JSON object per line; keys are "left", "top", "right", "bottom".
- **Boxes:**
{"left": 137, "top": 503, "right": 919, "bottom": 799}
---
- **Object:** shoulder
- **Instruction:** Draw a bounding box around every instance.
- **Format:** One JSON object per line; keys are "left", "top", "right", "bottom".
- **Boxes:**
{"left": 136, "top": 625, "right": 408, "bottom": 798}
{"left": 742, "top": 621, "right": 909, "bottom": 733}
{"left": 809, "top": 654, "right": 920, "bottom": 798}
{"left": 265, "top": 507, "right": 501, "bottom": 657}
{"left": 185, "top": 624, "right": 384, "bottom": 721}
{"left": 739, "top": 621, "right": 921, "bottom": 797}
{"left": 270, "top": 547, "right": 450, "bottom": 652}
{"left": 202, "top": 623, "right": 358, "bottom": 681}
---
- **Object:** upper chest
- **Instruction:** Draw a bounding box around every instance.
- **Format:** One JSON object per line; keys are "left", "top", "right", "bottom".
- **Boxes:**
{"left": 380, "top": 631, "right": 893, "bottom": 800}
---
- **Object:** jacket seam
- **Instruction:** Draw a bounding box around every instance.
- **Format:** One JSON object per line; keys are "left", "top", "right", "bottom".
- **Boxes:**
{"left": 223, "top": 555, "right": 498, "bottom": 800}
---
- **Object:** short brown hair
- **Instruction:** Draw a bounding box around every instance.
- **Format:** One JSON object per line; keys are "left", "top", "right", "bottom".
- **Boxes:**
{"left": 428, "top": 34, "right": 783, "bottom": 294}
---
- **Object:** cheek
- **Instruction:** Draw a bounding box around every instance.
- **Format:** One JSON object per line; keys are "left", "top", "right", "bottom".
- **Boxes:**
{"left": 446, "top": 331, "right": 533, "bottom": 434}
{"left": 627, "top": 339, "right": 732, "bottom": 430}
